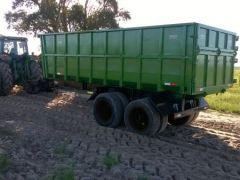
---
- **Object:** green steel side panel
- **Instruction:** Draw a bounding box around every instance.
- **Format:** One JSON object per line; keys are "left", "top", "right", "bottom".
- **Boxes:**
{"left": 162, "top": 59, "right": 184, "bottom": 90}
{"left": 123, "top": 58, "right": 140, "bottom": 84}
{"left": 227, "top": 34, "right": 234, "bottom": 49}
{"left": 225, "top": 56, "right": 232, "bottom": 83}
{"left": 163, "top": 27, "right": 186, "bottom": 56}
{"left": 107, "top": 58, "right": 121, "bottom": 81}
{"left": 124, "top": 30, "right": 141, "bottom": 56}
{"left": 216, "top": 56, "right": 224, "bottom": 85}
{"left": 79, "top": 57, "right": 91, "bottom": 79}
{"left": 141, "top": 28, "right": 163, "bottom": 90}
{"left": 56, "top": 56, "right": 65, "bottom": 76}
{"left": 143, "top": 28, "right": 162, "bottom": 56}
{"left": 56, "top": 35, "right": 65, "bottom": 54}
{"left": 80, "top": 33, "right": 91, "bottom": 55}
{"left": 195, "top": 55, "right": 205, "bottom": 90}
{"left": 68, "top": 34, "right": 78, "bottom": 54}
{"left": 194, "top": 24, "right": 237, "bottom": 95}
{"left": 46, "top": 57, "right": 54, "bottom": 75}
{"left": 108, "top": 31, "right": 122, "bottom": 55}
{"left": 93, "top": 32, "right": 106, "bottom": 55}
{"left": 206, "top": 56, "right": 215, "bottom": 86}
{"left": 198, "top": 28, "right": 207, "bottom": 47}
{"left": 40, "top": 22, "right": 237, "bottom": 96}
{"left": 45, "top": 36, "right": 54, "bottom": 54}
{"left": 218, "top": 33, "right": 225, "bottom": 49}
{"left": 67, "top": 57, "right": 78, "bottom": 77}
{"left": 185, "top": 26, "right": 195, "bottom": 94}
{"left": 209, "top": 30, "right": 217, "bottom": 48}
{"left": 141, "top": 59, "right": 161, "bottom": 84}
{"left": 93, "top": 57, "right": 105, "bottom": 80}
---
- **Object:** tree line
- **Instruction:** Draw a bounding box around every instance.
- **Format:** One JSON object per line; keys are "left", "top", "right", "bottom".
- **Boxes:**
{"left": 5, "top": 0, "right": 131, "bottom": 35}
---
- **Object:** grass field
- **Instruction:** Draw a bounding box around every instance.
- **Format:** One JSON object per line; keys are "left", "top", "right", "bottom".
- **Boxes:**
{"left": 205, "top": 67, "right": 240, "bottom": 114}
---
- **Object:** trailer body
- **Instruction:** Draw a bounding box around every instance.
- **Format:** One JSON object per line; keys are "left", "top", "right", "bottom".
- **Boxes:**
{"left": 39, "top": 23, "right": 238, "bottom": 96}
{"left": 39, "top": 23, "right": 238, "bottom": 135}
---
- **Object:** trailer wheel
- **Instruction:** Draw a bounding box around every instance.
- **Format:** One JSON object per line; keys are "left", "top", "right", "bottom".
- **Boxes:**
{"left": 168, "top": 112, "right": 199, "bottom": 126}
{"left": 111, "top": 92, "right": 129, "bottom": 126}
{"left": 158, "top": 114, "right": 168, "bottom": 133}
{"left": 93, "top": 93, "right": 123, "bottom": 128}
{"left": 0, "top": 62, "right": 13, "bottom": 96}
{"left": 111, "top": 92, "right": 128, "bottom": 109}
{"left": 124, "top": 98, "right": 166, "bottom": 136}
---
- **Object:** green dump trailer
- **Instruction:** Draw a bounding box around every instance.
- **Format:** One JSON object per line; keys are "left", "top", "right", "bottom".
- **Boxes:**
{"left": 39, "top": 22, "right": 238, "bottom": 135}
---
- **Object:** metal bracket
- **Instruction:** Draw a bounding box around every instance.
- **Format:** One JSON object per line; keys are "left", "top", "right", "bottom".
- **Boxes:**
{"left": 217, "top": 48, "right": 221, "bottom": 56}
{"left": 235, "top": 46, "right": 239, "bottom": 51}
{"left": 236, "top": 36, "right": 239, "bottom": 41}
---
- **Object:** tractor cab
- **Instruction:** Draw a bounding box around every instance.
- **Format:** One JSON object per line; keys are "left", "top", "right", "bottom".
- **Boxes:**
{"left": 0, "top": 36, "right": 32, "bottom": 85}
{"left": 0, "top": 36, "right": 28, "bottom": 57}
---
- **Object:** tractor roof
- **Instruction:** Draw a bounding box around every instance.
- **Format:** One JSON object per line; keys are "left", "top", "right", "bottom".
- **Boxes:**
{"left": 0, "top": 35, "right": 27, "bottom": 41}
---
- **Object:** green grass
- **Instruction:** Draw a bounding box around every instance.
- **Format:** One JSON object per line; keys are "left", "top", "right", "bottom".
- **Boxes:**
{"left": 42, "top": 166, "right": 75, "bottom": 180}
{"left": 0, "top": 154, "right": 10, "bottom": 173}
{"left": 137, "top": 176, "right": 148, "bottom": 180}
{"left": 205, "top": 68, "right": 240, "bottom": 114}
{"left": 103, "top": 153, "right": 120, "bottom": 170}
{"left": 54, "top": 142, "right": 68, "bottom": 156}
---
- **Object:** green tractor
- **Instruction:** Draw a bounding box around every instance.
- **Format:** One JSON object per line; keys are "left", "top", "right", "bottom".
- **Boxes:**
{"left": 0, "top": 35, "right": 51, "bottom": 95}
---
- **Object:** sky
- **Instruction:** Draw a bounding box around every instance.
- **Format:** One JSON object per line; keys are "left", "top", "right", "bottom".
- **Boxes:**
{"left": 0, "top": 0, "right": 239, "bottom": 65}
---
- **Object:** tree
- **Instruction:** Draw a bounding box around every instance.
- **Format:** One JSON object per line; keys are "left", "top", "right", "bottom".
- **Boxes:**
{"left": 5, "top": 0, "right": 131, "bottom": 35}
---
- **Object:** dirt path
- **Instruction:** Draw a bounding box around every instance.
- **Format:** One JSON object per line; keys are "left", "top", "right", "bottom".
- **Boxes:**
{"left": 0, "top": 89, "right": 239, "bottom": 180}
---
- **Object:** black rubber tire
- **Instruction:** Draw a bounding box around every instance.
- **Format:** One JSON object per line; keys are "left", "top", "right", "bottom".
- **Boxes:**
{"left": 0, "top": 62, "right": 13, "bottom": 96}
{"left": 29, "top": 60, "right": 43, "bottom": 81}
{"left": 93, "top": 93, "right": 123, "bottom": 128}
{"left": 168, "top": 112, "right": 199, "bottom": 126}
{"left": 111, "top": 92, "right": 129, "bottom": 126}
{"left": 111, "top": 92, "right": 129, "bottom": 109}
{"left": 156, "top": 103, "right": 169, "bottom": 133}
{"left": 158, "top": 115, "right": 169, "bottom": 133}
{"left": 24, "top": 61, "right": 43, "bottom": 94}
{"left": 124, "top": 98, "right": 162, "bottom": 136}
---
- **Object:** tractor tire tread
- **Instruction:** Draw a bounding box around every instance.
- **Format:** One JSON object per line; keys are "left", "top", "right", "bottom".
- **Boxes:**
{"left": 0, "top": 62, "right": 13, "bottom": 96}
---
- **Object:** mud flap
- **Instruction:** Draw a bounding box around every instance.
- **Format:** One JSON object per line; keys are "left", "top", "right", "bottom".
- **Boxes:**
{"left": 198, "top": 98, "right": 209, "bottom": 110}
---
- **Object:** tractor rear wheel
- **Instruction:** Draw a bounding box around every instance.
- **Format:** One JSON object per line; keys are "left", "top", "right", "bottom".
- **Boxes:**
{"left": 24, "top": 61, "right": 43, "bottom": 94}
{"left": 29, "top": 60, "right": 43, "bottom": 81}
{"left": 0, "top": 62, "right": 13, "bottom": 96}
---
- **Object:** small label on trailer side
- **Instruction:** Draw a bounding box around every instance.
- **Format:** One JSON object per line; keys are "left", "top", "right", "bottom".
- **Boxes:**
{"left": 169, "top": 34, "right": 178, "bottom": 40}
